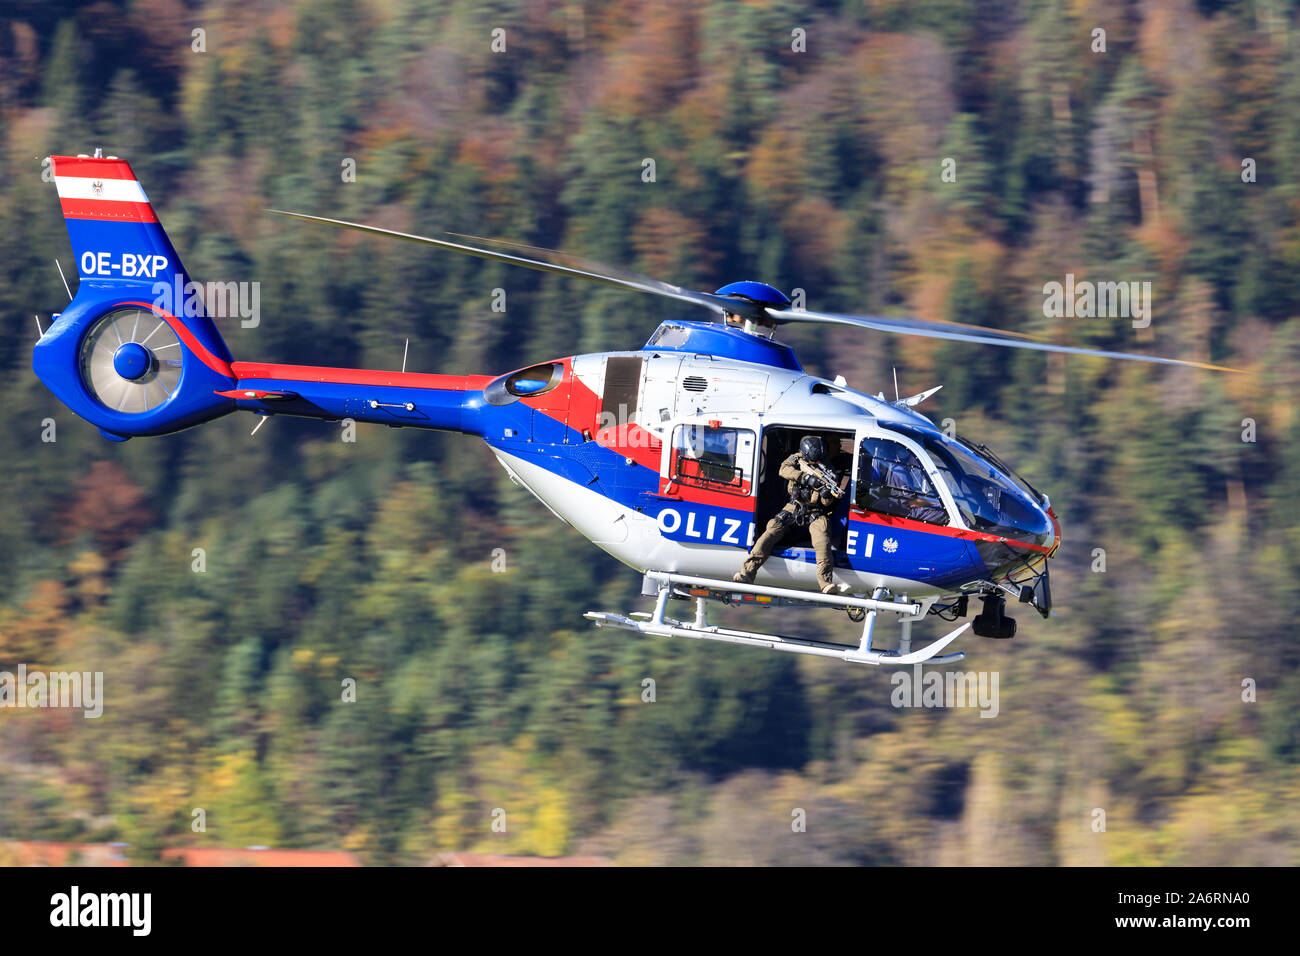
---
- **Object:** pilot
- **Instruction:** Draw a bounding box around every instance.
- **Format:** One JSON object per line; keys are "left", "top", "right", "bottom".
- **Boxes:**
{"left": 722, "top": 308, "right": 777, "bottom": 338}
{"left": 734, "top": 435, "right": 848, "bottom": 594}
{"left": 873, "top": 452, "right": 947, "bottom": 524}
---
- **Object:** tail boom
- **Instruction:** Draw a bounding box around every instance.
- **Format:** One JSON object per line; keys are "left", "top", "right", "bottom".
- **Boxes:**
{"left": 223, "top": 362, "right": 493, "bottom": 433}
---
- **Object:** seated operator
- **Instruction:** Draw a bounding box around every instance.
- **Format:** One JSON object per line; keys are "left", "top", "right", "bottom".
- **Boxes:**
{"left": 869, "top": 449, "right": 947, "bottom": 524}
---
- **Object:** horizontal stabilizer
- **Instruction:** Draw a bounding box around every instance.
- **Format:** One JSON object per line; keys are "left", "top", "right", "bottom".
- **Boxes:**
{"left": 215, "top": 388, "right": 299, "bottom": 401}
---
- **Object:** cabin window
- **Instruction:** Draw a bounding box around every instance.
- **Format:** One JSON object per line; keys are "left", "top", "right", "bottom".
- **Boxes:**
{"left": 486, "top": 363, "right": 564, "bottom": 404}
{"left": 856, "top": 437, "right": 949, "bottom": 525}
{"left": 505, "top": 363, "right": 562, "bottom": 397}
{"left": 671, "top": 424, "right": 754, "bottom": 494}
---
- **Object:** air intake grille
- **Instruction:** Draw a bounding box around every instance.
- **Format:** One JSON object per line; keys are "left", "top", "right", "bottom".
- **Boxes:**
{"left": 682, "top": 375, "right": 708, "bottom": 392}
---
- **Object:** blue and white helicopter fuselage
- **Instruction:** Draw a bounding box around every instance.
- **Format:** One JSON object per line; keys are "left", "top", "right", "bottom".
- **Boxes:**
{"left": 47, "top": 151, "right": 1237, "bottom": 665}
{"left": 478, "top": 324, "right": 1058, "bottom": 605}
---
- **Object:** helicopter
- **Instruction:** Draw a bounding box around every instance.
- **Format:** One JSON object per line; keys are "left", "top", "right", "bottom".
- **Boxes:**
{"left": 33, "top": 153, "right": 1240, "bottom": 666}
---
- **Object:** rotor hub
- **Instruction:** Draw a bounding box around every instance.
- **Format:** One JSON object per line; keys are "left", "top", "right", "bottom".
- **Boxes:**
{"left": 713, "top": 281, "right": 790, "bottom": 309}
{"left": 112, "top": 342, "right": 153, "bottom": 381}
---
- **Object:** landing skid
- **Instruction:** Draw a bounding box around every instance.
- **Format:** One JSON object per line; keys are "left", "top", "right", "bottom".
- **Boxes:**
{"left": 585, "top": 572, "right": 968, "bottom": 666}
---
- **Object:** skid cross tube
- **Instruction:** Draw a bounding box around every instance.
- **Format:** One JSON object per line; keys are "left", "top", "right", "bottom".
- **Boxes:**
{"left": 585, "top": 572, "right": 968, "bottom": 666}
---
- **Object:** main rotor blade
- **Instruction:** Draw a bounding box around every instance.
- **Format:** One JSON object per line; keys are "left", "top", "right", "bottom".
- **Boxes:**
{"left": 445, "top": 230, "right": 676, "bottom": 295}
{"left": 267, "top": 209, "right": 742, "bottom": 317}
{"left": 766, "top": 308, "right": 1243, "bottom": 372}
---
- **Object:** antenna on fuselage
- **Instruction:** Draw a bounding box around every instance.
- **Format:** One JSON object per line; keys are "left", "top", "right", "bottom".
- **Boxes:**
{"left": 892, "top": 367, "right": 900, "bottom": 403}
{"left": 402, "top": 338, "right": 409, "bottom": 373}
{"left": 54, "top": 259, "right": 73, "bottom": 302}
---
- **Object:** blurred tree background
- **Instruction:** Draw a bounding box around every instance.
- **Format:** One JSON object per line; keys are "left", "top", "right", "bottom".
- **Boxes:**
{"left": 0, "top": 0, "right": 1298, "bottom": 864}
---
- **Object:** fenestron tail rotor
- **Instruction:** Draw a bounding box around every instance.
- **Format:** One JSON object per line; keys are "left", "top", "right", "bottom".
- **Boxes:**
{"left": 268, "top": 208, "right": 1243, "bottom": 372}
{"left": 78, "top": 308, "right": 183, "bottom": 413}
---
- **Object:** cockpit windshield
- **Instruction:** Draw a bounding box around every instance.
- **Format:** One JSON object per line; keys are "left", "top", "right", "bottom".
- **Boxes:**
{"left": 954, "top": 435, "right": 1043, "bottom": 503}
{"left": 917, "top": 432, "right": 1053, "bottom": 547}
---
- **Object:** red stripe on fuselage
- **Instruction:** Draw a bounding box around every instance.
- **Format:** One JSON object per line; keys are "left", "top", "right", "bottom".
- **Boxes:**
{"left": 850, "top": 508, "right": 1052, "bottom": 554}
{"left": 597, "top": 423, "right": 663, "bottom": 471}
{"left": 230, "top": 361, "right": 491, "bottom": 392}
{"left": 654, "top": 483, "right": 755, "bottom": 511}
{"left": 1046, "top": 506, "right": 1062, "bottom": 556}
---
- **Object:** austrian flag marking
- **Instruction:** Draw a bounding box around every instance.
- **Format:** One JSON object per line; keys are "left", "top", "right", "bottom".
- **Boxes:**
{"left": 50, "top": 155, "right": 157, "bottom": 222}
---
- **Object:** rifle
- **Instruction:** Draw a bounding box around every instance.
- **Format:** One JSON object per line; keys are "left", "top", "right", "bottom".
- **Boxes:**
{"left": 798, "top": 459, "right": 845, "bottom": 501}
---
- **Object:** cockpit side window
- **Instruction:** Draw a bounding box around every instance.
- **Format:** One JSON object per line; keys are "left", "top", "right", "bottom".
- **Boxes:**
{"left": 856, "top": 438, "right": 948, "bottom": 525}
{"left": 647, "top": 324, "right": 692, "bottom": 349}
